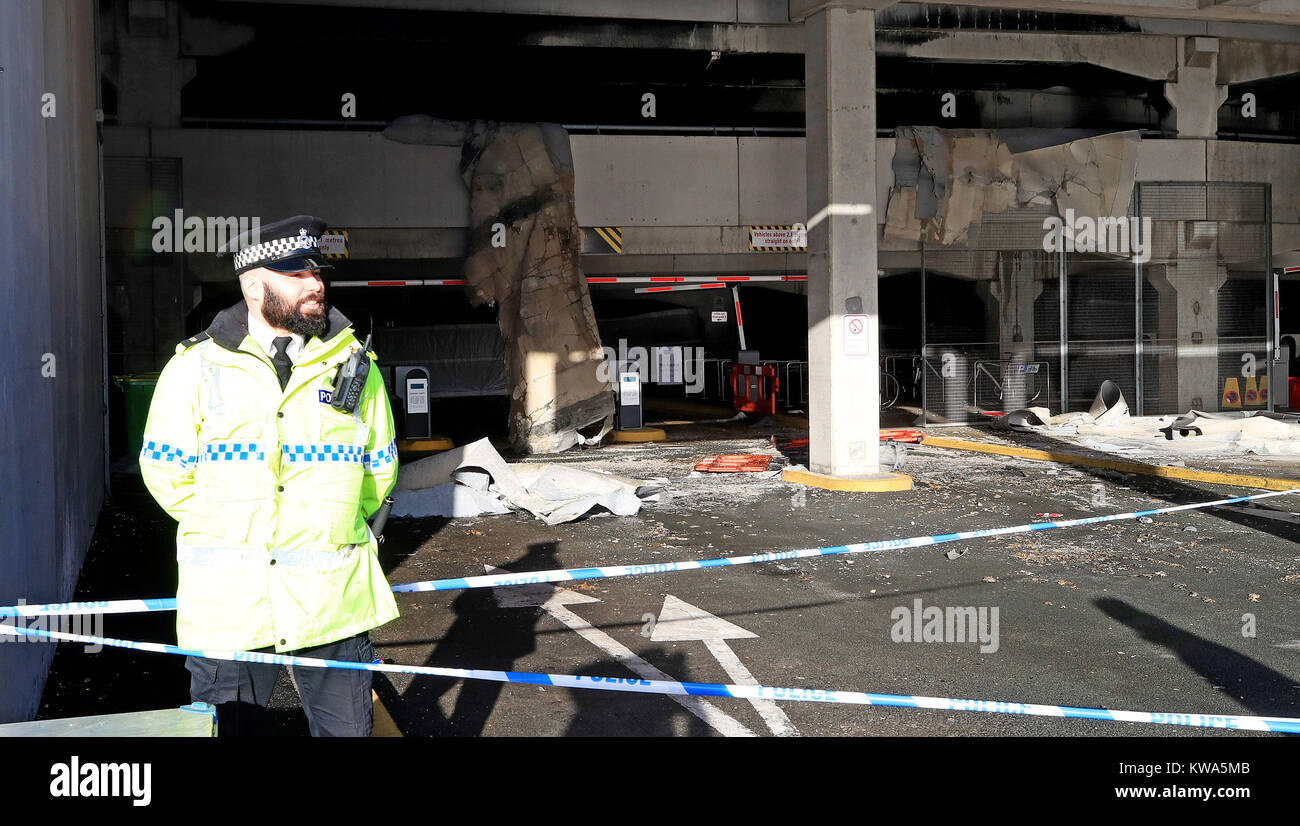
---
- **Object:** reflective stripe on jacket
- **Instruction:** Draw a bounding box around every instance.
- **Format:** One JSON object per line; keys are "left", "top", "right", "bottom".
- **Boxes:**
{"left": 139, "top": 300, "right": 400, "bottom": 652}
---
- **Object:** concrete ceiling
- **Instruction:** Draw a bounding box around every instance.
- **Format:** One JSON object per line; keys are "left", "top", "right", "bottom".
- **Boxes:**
{"left": 213, "top": 0, "right": 1300, "bottom": 26}
{"left": 927, "top": 0, "right": 1300, "bottom": 25}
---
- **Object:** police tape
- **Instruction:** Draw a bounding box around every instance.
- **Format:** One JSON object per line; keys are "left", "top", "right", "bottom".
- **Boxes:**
{"left": 3, "top": 622, "right": 1298, "bottom": 734}
{"left": 390, "top": 487, "right": 1300, "bottom": 592}
{"left": 4, "top": 488, "right": 1298, "bottom": 617}
{"left": 0, "top": 597, "right": 176, "bottom": 619}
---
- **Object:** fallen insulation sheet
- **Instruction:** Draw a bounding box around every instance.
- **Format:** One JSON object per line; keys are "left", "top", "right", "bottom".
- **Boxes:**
{"left": 391, "top": 437, "right": 662, "bottom": 524}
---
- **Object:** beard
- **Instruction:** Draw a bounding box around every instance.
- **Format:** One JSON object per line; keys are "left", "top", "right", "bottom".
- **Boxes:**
{"left": 261, "top": 282, "right": 329, "bottom": 338}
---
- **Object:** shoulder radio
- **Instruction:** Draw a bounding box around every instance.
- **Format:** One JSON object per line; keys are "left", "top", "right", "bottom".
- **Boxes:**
{"left": 330, "top": 333, "right": 372, "bottom": 414}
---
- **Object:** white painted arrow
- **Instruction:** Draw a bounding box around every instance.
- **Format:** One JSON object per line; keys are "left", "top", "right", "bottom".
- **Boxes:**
{"left": 651, "top": 595, "right": 799, "bottom": 737}
{"left": 485, "top": 567, "right": 755, "bottom": 737}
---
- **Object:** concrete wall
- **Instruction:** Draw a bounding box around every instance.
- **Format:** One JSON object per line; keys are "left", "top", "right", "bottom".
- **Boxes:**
{"left": 1209, "top": 141, "right": 1300, "bottom": 255}
{"left": 102, "top": 127, "right": 1300, "bottom": 258}
{"left": 102, "top": 128, "right": 891, "bottom": 230}
{"left": 0, "top": 0, "right": 105, "bottom": 723}
{"left": 1134, "top": 139, "right": 1300, "bottom": 255}
{"left": 105, "top": 127, "right": 468, "bottom": 228}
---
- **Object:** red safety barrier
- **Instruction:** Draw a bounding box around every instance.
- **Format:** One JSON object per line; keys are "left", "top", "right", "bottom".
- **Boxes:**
{"left": 879, "top": 429, "right": 924, "bottom": 443}
{"left": 694, "top": 454, "right": 774, "bottom": 473}
{"left": 730, "top": 364, "right": 779, "bottom": 416}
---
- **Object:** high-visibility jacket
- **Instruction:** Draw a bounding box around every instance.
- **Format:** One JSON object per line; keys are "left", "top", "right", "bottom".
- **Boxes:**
{"left": 139, "top": 300, "right": 400, "bottom": 652}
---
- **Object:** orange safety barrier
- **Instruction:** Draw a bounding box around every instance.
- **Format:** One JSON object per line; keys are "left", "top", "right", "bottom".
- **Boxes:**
{"left": 730, "top": 363, "right": 780, "bottom": 416}
{"left": 879, "top": 429, "right": 924, "bottom": 443}
{"left": 773, "top": 430, "right": 924, "bottom": 452}
{"left": 694, "top": 454, "right": 774, "bottom": 473}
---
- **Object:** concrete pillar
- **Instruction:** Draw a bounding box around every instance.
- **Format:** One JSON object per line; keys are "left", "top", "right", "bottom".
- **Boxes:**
{"left": 102, "top": 0, "right": 195, "bottom": 127}
{"left": 1145, "top": 264, "right": 1178, "bottom": 411}
{"left": 1163, "top": 37, "right": 1229, "bottom": 140}
{"left": 0, "top": 0, "right": 103, "bottom": 724}
{"left": 1164, "top": 257, "right": 1228, "bottom": 410}
{"left": 989, "top": 251, "right": 1044, "bottom": 411}
{"left": 785, "top": 2, "right": 907, "bottom": 491}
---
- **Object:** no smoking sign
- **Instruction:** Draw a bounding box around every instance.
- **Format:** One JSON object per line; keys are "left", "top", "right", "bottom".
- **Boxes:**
{"left": 843, "top": 314, "right": 871, "bottom": 356}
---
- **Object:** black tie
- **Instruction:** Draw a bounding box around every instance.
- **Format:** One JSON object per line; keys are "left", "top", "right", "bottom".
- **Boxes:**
{"left": 271, "top": 336, "right": 293, "bottom": 391}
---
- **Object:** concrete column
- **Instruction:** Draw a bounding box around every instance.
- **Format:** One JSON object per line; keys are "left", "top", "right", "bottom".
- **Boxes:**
{"left": 1163, "top": 37, "right": 1229, "bottom": 140}
{"left": 0, "top": 0, "right": 103, "bottom": 724}
{"left": 988, "top": 251, "right": 1044, "bottom": 411}
{"left": 102, "top": 0, "right": 195, "bottom": 127}
{"left": 1165, "top": 257, "right": 1228, "bottom": 410}
{"left": 785, "top": 3, "right": 907, "bottom": 491}
{"left": 1145, "top": 264, "right": 1178, "bottom": 411}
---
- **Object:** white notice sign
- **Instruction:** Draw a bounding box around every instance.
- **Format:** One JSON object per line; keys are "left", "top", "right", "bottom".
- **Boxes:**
{"left": 406, "top": 379, "right": 428, "bottom": 414}
{"left": 319, "top": 232, "right": 348, "bottom": 256}
{"left": 843, "top": 315, "right": 871, "bottom": 356}
{"left": 654, "top": 346, "right": 683, "bottom": 385}
{"left": 619, "top": 372, "right": 641, "bottom": 406}
{"left": 711, "top": 311, "right": 728, "bottom": 323}
{"left": 748, "top": 226, "right": 808, "bottom": 250}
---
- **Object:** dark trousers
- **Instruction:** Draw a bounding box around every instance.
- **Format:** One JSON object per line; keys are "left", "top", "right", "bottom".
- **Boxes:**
{"left": 185, "top": 632, "right": 375, "bottom": 737}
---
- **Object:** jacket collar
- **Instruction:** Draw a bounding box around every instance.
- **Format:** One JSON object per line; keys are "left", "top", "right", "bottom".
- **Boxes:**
{"left": 207, "top": 299, "right": 352, "bottom": 358}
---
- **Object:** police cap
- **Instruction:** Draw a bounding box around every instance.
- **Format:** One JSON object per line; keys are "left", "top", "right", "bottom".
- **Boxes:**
{"left": 225, "top": 215, "right": 336, "bottom": 276}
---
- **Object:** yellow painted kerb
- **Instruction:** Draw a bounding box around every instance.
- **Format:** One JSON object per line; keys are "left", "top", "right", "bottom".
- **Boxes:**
{"left": 920, "top": 435, "right": 1300, "bottom": 492}
{"left": 782, "top": 467, "right": 913, "bottom": 492}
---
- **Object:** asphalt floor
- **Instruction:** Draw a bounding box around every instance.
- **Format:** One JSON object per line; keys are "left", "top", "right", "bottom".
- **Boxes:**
{"left": 34, "top": 413, "right": 1300, "bottom": 738}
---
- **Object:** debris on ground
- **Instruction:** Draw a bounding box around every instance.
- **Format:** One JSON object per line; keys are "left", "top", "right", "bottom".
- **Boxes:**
{"left": 1000, "top": 380, "right": 1300, "bottom": 460}
{"left": 392, "top": 437, "right": 662, "bottom": 524}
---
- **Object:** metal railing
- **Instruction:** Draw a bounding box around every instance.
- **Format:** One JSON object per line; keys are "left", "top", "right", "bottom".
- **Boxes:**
{"left": 973, "top": 360, "right": 1050, "bottom": 411}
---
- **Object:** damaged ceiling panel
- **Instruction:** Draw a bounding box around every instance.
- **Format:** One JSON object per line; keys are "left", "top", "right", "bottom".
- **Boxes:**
{"left": 385, "top": 116, "right": 614, "bottom": 454}
{"left": 885, "top": 126, "right": 1142, "bottom": 245}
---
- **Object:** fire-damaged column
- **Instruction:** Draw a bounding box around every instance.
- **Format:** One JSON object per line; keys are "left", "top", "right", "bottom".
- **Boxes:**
{"left": 786, "top": 1, "right": 909, "bottom": 491}
{"left": 988, "top": 251, "right": 1045, "bottom": 412}
{"left": 460, "top": 123, "right": 614, "bottom": 454}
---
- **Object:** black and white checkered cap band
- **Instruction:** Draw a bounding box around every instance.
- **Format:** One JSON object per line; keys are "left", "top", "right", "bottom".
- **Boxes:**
{"left": 233, "top": 233, "right": 321, "bottom": 272}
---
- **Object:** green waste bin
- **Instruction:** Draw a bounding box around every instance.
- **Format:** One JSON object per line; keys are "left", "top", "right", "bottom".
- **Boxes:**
{"left": 113, "top": 373, "right": 161, "bottom": 459}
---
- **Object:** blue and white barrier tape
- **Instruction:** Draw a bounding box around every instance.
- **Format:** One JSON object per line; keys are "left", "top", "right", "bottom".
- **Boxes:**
{"left": 3, "top": 622, "right": 1297, "bottom": 734}
{"left": 389, "top": 488, "right": 1300, "bottom": 591}
{"left": 5, "top": 488, "right": 1297, "bottom": 617}
{"left": 0, "top": 597, "right": 176, "bottom": 619}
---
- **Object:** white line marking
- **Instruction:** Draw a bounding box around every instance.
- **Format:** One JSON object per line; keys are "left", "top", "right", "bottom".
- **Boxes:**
{"left": 652, "top": 595, "right": 799, "bottom": 737}
{"left": 486, "top": 567, "right": 755, "bottom": 737}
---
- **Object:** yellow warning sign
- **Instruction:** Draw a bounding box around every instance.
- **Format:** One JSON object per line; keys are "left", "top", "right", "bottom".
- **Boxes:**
{"left": 591, "top": 227, "right": 623, "bottom": 254}
{"left": 321, "top": 228, "right": 349, "bottom": 258}
{"left": 1222, "top": 377, "right": 1242, "bottom": 409}
{"left": 1244, "top": 376, "right": 1261, "bottom": 406}
{"left": 1260, "top": 375, "right": 1269, "bottom": 405}
{"left": 749, "top": 225, "right": 807, "bottom": 252}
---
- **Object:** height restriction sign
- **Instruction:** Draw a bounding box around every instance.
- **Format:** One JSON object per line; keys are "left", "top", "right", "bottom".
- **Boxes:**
{"left": 844, "top": 314, "right": 871, "bottom": 356}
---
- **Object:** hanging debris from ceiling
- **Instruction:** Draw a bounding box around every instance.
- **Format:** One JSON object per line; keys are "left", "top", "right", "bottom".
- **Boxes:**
{"left": 385, "top": 116, "right": 614, "bottom": 455}
{"left": 884, "top": 127, "right": 1142, "bottom": 245}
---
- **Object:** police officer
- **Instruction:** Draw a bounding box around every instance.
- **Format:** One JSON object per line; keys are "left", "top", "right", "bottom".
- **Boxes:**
{"left": 139, "top": 215, "right": 399, "bottom": 737}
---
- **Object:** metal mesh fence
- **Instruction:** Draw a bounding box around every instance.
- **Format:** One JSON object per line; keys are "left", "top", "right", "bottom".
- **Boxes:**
{"left": 922, "top": 208, "right": 1057, "bottom": 424}
{"left": 917, "top": 182, "right": 1270, "bottom": 423}
{"left": 104, "top": 157, "right": 184, "bottom": 376}
{"left": 1064, "top": 257, "right": 1136, "bottom": 412}
{"left": 1134, "top": 182, "right": 1271, "bottom": 414}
